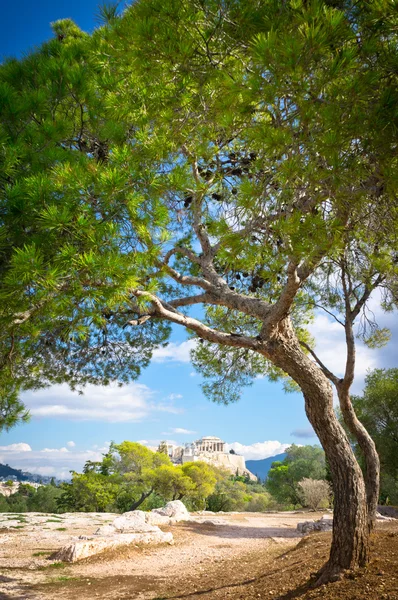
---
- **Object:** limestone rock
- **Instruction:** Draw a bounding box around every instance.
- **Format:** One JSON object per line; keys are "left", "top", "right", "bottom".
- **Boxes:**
{"left": 95, "top": 524, "right": 116, "bottom": 536}
{"left": 145, "top": 512, "right": 171, "bottom": 526}
{"left": 52, "top": 530, "right": 174, "bottom": 563}
{"left": 376, "top": 511, "right": 395, "bottom": 521}
{"left": 151, "top": 500, "right": 190, "bottom": 521}
{"left": 297, "top": 516, "right": 333, "bottom": 534}
{"left": 377, "top": 505, "right": 398, "bottom": 519}
{"left": 112, "top": 512, "right": 159, "bottom": 533}
{"left": 297, "top": 521, "right": 315, "bottom": 534}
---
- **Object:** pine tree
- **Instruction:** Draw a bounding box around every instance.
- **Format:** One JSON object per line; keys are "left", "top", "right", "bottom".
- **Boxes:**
{"left": 1, "top": 0, "right": 397, "bottom": 584}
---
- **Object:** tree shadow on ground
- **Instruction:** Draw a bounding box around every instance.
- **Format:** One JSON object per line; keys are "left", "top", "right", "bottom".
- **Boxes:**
{"left": 151, "top": 564, "right": 313, "bottom": 599}
{"left": 0, "top": 574, "right": 38, "bottom": 599}
{"left": 181, "top": 522, "right": 301, "bottom": 539}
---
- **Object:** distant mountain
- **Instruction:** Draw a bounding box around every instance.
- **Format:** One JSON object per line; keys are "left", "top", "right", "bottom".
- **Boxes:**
{"left": 246, "top": 453, "right": 287, "bottom": 481}
{"left": 0, "top": 463, "right": 54, "bottom": 484}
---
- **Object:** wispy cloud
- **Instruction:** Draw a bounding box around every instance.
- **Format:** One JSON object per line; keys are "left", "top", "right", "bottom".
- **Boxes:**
{"left": 152, "top": 340, "right": 197, "bottom": 363}
{"left": 166, "top": 394, "right": 183, "bottom": 401}
{"left": 162, "top": 428, "right": 196, "bottom": 435}
{"left": 290, "top": 427, "right": 316, "bottom": 439}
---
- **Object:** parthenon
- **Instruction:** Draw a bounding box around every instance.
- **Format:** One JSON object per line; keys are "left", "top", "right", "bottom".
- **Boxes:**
{"left": 195, "top": 436, "right": 225, "bottom": 453}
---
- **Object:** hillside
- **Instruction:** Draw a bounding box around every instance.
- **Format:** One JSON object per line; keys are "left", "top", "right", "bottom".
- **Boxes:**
{"left": 0, "top": 463, "right": 30, "bottom": 481}
{"left": 246, "top": 453, "right": 287, "bottom": 480}
{"left": 0, "top": 463, "right": 53, "bottom": 483}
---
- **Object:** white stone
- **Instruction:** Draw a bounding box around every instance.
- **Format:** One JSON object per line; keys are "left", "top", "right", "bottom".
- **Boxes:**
{"left": 95, "top": 524, "right": 116, "bottom": 536}
{"left": 151, "top": 500, "right": 190, "bottom": 521}
{"left": 112, "top": 513, "right": 159, "bottom": 533}
{"left": 52, "top": 531, "right": 174, "bottom": 563}
{"left": 145, "top": 512, "right": 171, "bottom": 526}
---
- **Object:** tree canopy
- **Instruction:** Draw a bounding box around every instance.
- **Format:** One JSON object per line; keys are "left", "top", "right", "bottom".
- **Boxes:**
{"left": 266, "top": 444, "right": 326, "bottom": 505}
{"left": 344, "top": 369, "right": 398, "bottom": 505}
{"left": 1, "top": 0, "right": 397, "bottom": 581}
{"left": 0, "top": 0, "right": 396, "bottom": 402}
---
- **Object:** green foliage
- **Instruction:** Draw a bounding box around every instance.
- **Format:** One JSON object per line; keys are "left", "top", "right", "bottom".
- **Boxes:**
{"left": 0, "top": 0, "right": 396, "bottom": 420}
{"left": 0, "top": 370, "right": 30, "bottom": 432}
{"left": 27, "top": 485, "right": 63, "bottom": 513}
{"left": 180, "top": 462, "right": 217, "bottom": 509}
{"left": 206, "top": 473, "right": 271, "bottom": 512}
{"left": 56, "top": 442, "right": 218, "bottom": 512}
{"left": 0, "top": 494, "right": 9, "bottom": 512}
{"left": 151, "top": 465, "right": 194, "bottom": 501}
{"left": 266, "top": 445, "right": 326, "bottom": 505}
{"left": 57, "top": 471, "right": 119, "bottom": 512}
{"left": 342, "top": 369, "right": 398, "bottom": 505}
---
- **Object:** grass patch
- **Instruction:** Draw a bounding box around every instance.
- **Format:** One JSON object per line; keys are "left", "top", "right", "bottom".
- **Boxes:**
{"left": 56, "top": 527, "right": 67, "bottom": 531}
{"left": 46, "top": 519, "right": 63, "bottom": 523}
{"left": 49, "top": 562, "right": 67, "bottom": 569}
{"left": 38, "top": 562, "right": 68, "bottom": 571}
{"left": 32, "top": 551, "right": 52, "bottom": 557}
{"left": 11, "top": 525, "right": 25, "bottom": 529}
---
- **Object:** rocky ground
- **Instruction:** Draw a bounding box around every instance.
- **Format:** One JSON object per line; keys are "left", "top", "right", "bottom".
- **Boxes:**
{"left": 0, "top": 510, "right": 397, "bottom": 600}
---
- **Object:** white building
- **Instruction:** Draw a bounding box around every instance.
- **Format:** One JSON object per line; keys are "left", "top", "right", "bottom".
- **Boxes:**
{"left": 169, "top": 436, "right": 256, "bottom": 480}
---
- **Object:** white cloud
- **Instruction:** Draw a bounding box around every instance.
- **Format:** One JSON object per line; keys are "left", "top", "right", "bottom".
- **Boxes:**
{"left": 21, "top": 382, "right": 182, "bottom": 423}
{"left": 0, "top": 443, "right": 32, "bottom": 453}
{"left": 225, "top": 440, "right": 291, "bottom": 461}
{"left": 152, "top": 340, "right": 196, "bottom": 363}
{"left": 0, "top": 443, "right": 107, "bottom": 480}
{"left": 306, "top": 289, "right": 398, "bottom": 394}
{"left": 66, "top": 441, "right": 75, "bottom": 448}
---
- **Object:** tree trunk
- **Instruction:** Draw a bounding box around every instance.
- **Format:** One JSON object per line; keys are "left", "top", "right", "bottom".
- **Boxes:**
{"left": 130, "top": 489, "right": 153, "bottom": 511}
{"left": 337, "top": 387, "right": 380, "bottom": 530}
{"left": 265, "top": 319, "right": 369, "bottom": 584}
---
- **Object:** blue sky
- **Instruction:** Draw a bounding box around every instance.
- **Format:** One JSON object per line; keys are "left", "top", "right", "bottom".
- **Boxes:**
{"left": 0, "top": 1, "right": 396, "bottom": 479}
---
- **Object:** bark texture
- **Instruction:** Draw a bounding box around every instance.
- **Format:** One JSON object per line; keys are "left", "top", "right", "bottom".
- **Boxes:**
{"left": 264, "top": 318, "right": 369, "bottom": 583}
{"left": 337, "top": 387, "right": 380, "bottom": 530}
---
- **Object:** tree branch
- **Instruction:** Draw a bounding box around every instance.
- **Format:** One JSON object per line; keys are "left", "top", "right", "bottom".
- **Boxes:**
{"left": 130, "top": 289, "right": 261, "bottom": 350}
{"left": 299, "top": 340, "right": 340, "bottom": 386}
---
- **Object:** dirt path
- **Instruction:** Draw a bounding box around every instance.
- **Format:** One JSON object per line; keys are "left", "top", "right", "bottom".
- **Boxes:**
{"left": 0, "top": 511, "right": 323, "bottom": 599}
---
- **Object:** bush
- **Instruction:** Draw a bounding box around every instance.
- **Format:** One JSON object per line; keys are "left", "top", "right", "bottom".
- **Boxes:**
{"left": 245, "top": 492, "right": 271, "bottom": 512}
{"left": 297, "top": 478, "right": 331, "bottom": 510}
{"left": 0, "top": 494, "right": 9, "bottom": 512}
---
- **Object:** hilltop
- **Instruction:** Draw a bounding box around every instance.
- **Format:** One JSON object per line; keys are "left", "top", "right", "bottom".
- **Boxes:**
{"left": 246, "top": 453, "right": 287, "bottom": 480}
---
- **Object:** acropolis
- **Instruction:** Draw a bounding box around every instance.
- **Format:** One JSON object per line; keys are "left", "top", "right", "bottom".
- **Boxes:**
{"left": 167, "top": 436, "right": 256, "bottom": 480}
